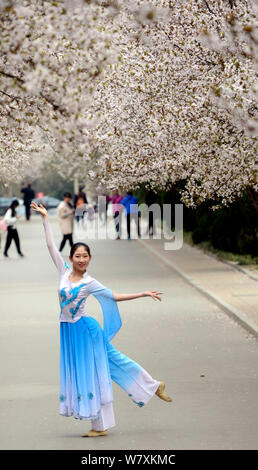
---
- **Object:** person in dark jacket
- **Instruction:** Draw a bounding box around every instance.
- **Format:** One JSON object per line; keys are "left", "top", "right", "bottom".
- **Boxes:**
{"left": 21, "top": 183, "right": 35, "bottom": 221}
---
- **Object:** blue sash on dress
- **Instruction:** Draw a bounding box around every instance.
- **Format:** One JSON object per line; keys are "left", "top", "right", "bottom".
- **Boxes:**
{"left": 92, "top": 287, "right": 122, "bottom": 342}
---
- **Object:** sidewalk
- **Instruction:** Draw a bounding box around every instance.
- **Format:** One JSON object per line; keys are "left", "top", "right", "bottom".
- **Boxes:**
{"left": 137, "top": 235, "right": 258, "bottom": 338}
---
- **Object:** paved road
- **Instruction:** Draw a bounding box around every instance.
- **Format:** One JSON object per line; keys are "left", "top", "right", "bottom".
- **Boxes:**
{"left": 0, "top": 215, "right": 257, "bottom": 450}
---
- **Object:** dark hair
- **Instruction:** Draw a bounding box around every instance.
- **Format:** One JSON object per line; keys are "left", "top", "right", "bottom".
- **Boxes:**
{"left": 70, "top": 243, "right": 91, "bottom": 258}
{"left": 79, "top": 186, "right": 85, "bottom": 192}
{"left": 64, "top": 192, "right": 72, "bottom": 198}
{"left": 127, "top": 191, "right": 133, "bottom": 196}
{"left": 9, "top": 199, "right": 19, "bottom": 217}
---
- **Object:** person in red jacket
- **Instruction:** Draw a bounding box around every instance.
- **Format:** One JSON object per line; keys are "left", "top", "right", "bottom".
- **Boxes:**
{"left": 73, "top": 187, "right": 88, "bottom": 224}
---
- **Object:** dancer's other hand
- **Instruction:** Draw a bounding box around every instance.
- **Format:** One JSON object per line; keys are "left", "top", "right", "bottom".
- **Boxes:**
{"left": 30, "top": 201, "right": 48, "bottom": 218}
{"left": 143, "top": 291, "right": 163, "bottom": 301}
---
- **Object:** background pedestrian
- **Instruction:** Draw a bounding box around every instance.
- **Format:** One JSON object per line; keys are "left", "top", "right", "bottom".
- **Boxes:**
{"left": 74, "top": 187, "right": 88, "bottom": 224}
{"left": 3, "top": 200, "right": 24, "bottom": 258}
{"left": 98, "top": 192, "right": 110, "bottom": 225}
{"left": 145, "top": 189, "right": 157, "bottom": 236}
{"left": 86, "top": 204, "right": 95, "bottom": 229}
{"left": 57, "top": 192, "right": 75, "bottom": 252}
{"left": 110, "top": 189, "right": 123, "bottom": 239}
{"left": 21, "top": 183, "right": 35, "bottom": 221}
{"left": 120, "top": 191, "right": 141, "bottom": 240}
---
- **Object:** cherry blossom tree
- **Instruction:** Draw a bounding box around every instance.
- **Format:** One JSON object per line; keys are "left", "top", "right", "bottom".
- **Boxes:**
{"left": 0, "top": 0, "right": 257, "bottom": 211}
{"left": 91, "top": 0, "right": 258, "bottom": 210}
{"left": 0, "top": 0, "right": 119, "bottom": 185}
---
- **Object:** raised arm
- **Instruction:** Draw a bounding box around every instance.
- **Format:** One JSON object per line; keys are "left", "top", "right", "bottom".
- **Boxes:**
{"left": 112, "top": 291, "right": 163, "bottom": 302}
{"left": 30, "top": 202, "right": 66, "bottom": 275}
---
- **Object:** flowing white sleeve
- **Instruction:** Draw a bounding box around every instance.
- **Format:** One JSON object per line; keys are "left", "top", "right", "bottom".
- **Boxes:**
{"left": 42, "top": 217, "right": 66, "bottom": 275}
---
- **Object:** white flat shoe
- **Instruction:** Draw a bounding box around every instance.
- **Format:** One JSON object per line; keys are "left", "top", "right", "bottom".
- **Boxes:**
{"left": 81, "top": 429, "right": 108, "bottom": 438}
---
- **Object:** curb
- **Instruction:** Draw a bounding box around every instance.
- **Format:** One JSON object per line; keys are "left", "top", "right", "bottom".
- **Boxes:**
{"left": 219, "top": 259, "right": 258, "bottom": 283}
{"left": 137, "top": 238, "right": 258, "bottom": 340}
{"left": 187, "top": 242, "right": 258, "bottom": 283}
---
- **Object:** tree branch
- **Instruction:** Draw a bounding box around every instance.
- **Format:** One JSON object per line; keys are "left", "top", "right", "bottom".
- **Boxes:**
{"left": 202, "top": 1, "right": 215, "bottom": 15}
{"left": 0, "top": 89, "right": 21, "bottom": 102}
{"left": 0, "top": 69, "right": 24, "bottom": 83}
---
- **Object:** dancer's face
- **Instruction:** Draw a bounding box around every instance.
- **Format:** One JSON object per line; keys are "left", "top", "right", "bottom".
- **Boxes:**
{"left": 70, "top": 247, "right": 91, "bottom": 272}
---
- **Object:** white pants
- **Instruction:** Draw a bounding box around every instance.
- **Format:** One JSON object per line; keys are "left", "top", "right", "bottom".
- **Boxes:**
{"left": 91, "top": 341, "right": 160, "bottom": 431}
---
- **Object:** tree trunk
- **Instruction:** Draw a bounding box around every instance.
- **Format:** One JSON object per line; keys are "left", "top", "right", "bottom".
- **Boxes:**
{"left": 246, "top": 186, "right": 258, "bottom": 217}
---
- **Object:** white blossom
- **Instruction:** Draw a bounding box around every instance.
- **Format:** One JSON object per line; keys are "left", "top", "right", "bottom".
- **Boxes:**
{"left": 0, "top": 0, "right": 257, "bottom": 209}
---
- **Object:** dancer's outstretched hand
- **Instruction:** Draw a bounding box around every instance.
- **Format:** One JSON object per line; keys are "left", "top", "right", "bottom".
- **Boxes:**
{"left": 144, "top": 291, "right": 163, "bottom": 301}
{"left": 30, "top": 201, "right": 48, "bottom": 218}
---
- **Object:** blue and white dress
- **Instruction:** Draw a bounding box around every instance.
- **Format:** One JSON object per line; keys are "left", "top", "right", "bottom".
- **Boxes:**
{"left": 43, "top": 217, "right": 160, "bottom": 431}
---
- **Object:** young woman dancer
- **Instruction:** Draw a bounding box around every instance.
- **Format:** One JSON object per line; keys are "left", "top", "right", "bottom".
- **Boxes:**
{"left": 31, "top": 201, "right": 172, "bottom": 438}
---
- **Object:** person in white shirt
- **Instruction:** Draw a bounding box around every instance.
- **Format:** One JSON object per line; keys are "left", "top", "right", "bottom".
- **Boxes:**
{"left": 3, "top": 200, "right": 24, "bottom": 258}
